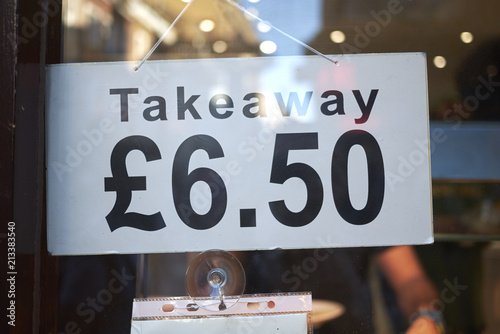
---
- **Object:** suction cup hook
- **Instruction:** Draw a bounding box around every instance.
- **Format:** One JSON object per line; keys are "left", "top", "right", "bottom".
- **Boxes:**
{"left": 186, "top": 250, "right": 246, "bottom": 311}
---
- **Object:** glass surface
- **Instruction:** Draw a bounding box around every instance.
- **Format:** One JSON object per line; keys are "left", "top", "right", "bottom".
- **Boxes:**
{"left": 57, "top": 1, "right": 500, "bottom": 333}
{"left": 433, "top": 182, "right": 500, "bottom": 238}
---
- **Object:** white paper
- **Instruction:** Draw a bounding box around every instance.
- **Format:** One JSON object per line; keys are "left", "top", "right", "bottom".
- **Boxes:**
{"left": 131, "top": 314, "right": 308, "bottom": 334}
{"left": 130, "top": 294, "right": 312, "bottom": 334}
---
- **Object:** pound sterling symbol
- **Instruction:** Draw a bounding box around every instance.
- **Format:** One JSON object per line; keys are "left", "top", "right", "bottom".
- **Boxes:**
{"left": 104, "top": 135, "right": 166, "bottom": 231}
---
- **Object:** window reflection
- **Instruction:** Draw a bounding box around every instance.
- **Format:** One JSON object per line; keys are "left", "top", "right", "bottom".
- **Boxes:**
{"left": 59, "top": 1, "right": 500, "bottom": 333}
{"left": 433, "top": 183, "right": 500, "bottom": 236}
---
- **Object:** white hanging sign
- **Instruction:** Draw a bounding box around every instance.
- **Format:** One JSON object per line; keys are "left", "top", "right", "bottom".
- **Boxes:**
{"left": 46, "top": 53, "right": 433, "bottom": 255}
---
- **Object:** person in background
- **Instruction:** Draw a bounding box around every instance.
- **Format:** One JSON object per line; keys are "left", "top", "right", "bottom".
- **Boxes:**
{"left": 376, "top": 246, "right": 443, "bottom": 334}
{"left": 244, "top": 245, "right": 443, "bottom": 333}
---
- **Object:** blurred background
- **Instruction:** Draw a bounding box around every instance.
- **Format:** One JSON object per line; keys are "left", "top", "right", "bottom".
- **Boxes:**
{"left": 57, "top": 0, "right": 500, "bottom": 333}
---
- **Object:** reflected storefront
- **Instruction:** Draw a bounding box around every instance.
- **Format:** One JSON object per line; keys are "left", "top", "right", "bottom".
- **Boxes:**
{"left": 3, "top": 0, "right": 500, "bottom": 333}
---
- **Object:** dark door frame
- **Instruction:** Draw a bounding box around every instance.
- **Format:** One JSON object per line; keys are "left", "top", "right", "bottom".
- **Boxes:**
{"left": 1, "top": 0, "right": 61, "bottom": 333}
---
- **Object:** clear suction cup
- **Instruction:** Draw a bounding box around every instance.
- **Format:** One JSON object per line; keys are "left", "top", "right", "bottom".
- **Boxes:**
{"left": 186, "top": 250, "right": 246, "bottom": 311}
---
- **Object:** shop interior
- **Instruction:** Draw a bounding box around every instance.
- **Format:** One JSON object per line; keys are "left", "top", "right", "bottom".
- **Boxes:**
{"left": 50, "top": 0, "right": 500, "bottom": 332}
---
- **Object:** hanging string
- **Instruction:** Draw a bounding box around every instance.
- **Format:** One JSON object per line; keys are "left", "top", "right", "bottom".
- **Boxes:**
{"left": 134, "top": 0, "right": 196, "bottom": 71}
{"left": 134, "top": 0, "right": 337, "bottom": 71}
{"left": 225, "top": 0, "right": 338, "bottom": 65}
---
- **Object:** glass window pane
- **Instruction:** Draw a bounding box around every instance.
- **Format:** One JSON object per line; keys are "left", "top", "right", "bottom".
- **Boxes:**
{"left": 56, "top": 1, "right": 500, "bottom": 333}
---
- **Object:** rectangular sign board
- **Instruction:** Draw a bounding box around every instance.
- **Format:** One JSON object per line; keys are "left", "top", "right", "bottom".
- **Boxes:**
{"left": 46, "top": 53, "right": 433, "bottom": 255}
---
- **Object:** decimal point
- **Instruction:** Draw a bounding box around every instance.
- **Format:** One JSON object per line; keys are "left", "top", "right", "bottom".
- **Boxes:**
{"left": 240, "top": 208, "right": 256, "bottom": 227}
